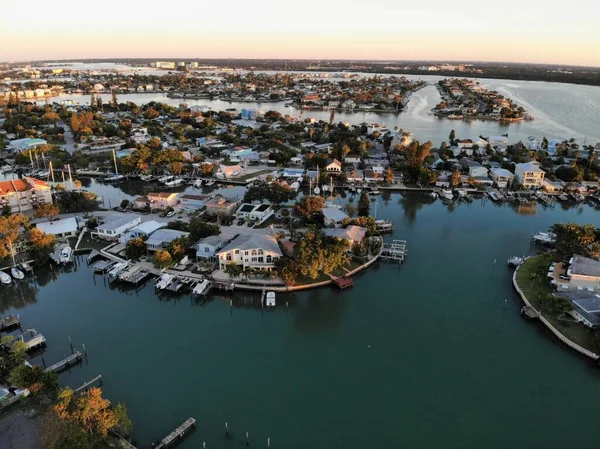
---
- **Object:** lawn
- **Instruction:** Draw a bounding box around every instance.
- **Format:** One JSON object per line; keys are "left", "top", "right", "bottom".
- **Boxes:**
{"left": 516, "top": 254, "right": 597, "bottom": 353}
{"left": 75, "top": 233, "right": 110, "bottom": 251}
{"left": 236, "top": 170, "right": 274, "bottom": 182}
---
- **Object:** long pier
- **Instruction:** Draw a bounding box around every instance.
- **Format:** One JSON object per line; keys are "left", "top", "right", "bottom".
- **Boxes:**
{"left": 154, "top": 418, "right": 196, "bottom": 449}
{"left": 45, "top": 351, "right": 82, "bottom": 373}
{"left": 74, "top": 374, "right": 103, "bottom": 393}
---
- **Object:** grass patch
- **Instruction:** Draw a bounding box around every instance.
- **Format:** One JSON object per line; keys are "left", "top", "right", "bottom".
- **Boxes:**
{"left": 516, "top": 254, "right": 597, "bottom": 353}
{"left": 236, "top": 170, "right": 273, "bottom": 182}
{"left": 77, "top": 233, "right": 110, "bottom": 251}
{"left": 294, "top": 272, "right": 331, "bottom": 285}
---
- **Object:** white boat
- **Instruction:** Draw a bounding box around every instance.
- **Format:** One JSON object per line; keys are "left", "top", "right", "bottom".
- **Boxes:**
{"left": 0, "top": 271, "right": 11, "bottom": 285}
{"left": 155, "top": 273, "right": 174, "bottom": 290}
{"left": 507, "top": 256, "right": 524, "bottom": 267}
{"left": 193, "top": 179, "right": 203, "bottom": 188}
{"left": 158, "top": 175, "right": 171, "bottom": 183}
{"left": 59, "top": 246, "right": 73, "bottom": 264}
{"left": 532, "top": 232, "right": 556, "bottom": 245}
{"left": 104, "top": 173, "right": 125, "bottom": 182}
{"left": 11, "top": 267, "right": 24, "bottom": 280}
{"left": 429, "top": 192, "right": 438, "bottom": 199}
{"left": 290, "top": 181, "right": 300, "bottom": 191}
{"left": 107, "top": 262, "right": 128, "bottom": 279}
{"left": 206, "top": 180, "right": 215, "bottom": 186}
{"left": 139, "top": 174, "right": 153, "bottom": 182}
{"left": 165, "top": 177, "right": 183, "bottom": 187}
{"left": 265, "top": 291, "right": 276, "bottom": 307}
{"left": 440, "top": 190, "right": 453, "bottom": 201}
{"left": 192, "top": 279, "right": 210, "bottom": 296}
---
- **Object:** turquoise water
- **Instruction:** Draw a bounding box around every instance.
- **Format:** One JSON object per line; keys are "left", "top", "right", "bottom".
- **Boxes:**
{"left": 2, "top": 193, "right": 600, "bottom": 449}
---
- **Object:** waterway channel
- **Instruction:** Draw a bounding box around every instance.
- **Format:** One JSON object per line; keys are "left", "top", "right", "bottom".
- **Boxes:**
{"left": 2, "top": 192, "right": 600, "bottom": 449}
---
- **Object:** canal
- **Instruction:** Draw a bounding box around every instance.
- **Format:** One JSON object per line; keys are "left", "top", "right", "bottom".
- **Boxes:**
{"left": 1, "top": 192, "right": 600, "bottom": 449}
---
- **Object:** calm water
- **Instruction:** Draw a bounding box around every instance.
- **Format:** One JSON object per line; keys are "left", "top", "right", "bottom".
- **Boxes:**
{"left": 2, "top": 193, "right": 600, "bottom": 449}
{"left": 47, "top": 75, "right": 600, "bottom": 144}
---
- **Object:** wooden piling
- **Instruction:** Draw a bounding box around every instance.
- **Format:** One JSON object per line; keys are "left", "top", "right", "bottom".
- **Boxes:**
{"left": 246, "top": 432, "right": 250, "bottom": 445}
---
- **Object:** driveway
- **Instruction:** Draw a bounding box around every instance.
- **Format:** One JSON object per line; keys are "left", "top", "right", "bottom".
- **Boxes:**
{"left": 57, "top": 120, "right": 76, "bottom": 154}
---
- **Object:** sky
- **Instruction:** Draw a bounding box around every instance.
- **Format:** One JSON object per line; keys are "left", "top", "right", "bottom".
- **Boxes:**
{"left": 1, "top": 0, "right": 600, "bottom": 66}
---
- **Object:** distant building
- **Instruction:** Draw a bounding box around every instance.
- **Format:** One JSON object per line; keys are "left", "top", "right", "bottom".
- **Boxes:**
{"left": 324, "top": 226, "right": 367, "bottom": 246}
{"left": 217, "top": 234, "right": 282, "bottom": 271}
{"left": 488, "top": 168, "right": 514, "bottom": 188}
{"left": 147, "top": 192, "right": 179, "bottom": 209}
{"left": 326, "top": 159, "right": 342, "bottom": 174}
{"left": 195, "top": 235, "right": 228, "bottom": 260}
{"left": 236, "top": 203, "right": 274, "bottom": 222}
{"left": 514, "top": 162, "right": 545, "bottom": 189}
{"left": 179, "top": 194, "right": 206, "bottom": 212}
{"left": 8, "top": 138, "right": 47, "bottom": 152}
{"left": 569, "top": 255, "right": 600, "bottom": 289}
{"left": 35, "top": 217, "right": 78, "bottom": 238}
{"left": 145, "top": 229, "right": 190, "bottom": 252}
{"left": 205, "top": 195, "right": 241, "bottom": 216}
{"left": 118, "top": 220, "right": 166, "bottom": 244}
{"left": 0, "top": 177, "right": 52, "bottom": 213}
{"left": 94, "top": 214, "right": 142, "bottom": 240}
{"left": 322, "top": 207, "right": 349, "bottom": 228}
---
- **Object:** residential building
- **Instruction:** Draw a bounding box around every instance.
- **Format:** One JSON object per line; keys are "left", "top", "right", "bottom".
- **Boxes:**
{"left": 179, "top": 194, "right": 206, "bottom": 212}
{"left": 216, "top": 164, "right": 244, "bottom": 179}
{"left": 487, "top": 136, "right": 509, "bottom": 148}
{"left": 467, "top": 163, "right": 488, "bottom": 178}
{"left": 235, "top": 203, "right": 274, "bottom": 222}
{"left": 94, "top": 214, "right": 142, "bottom": 240}
{"left": 145, "top": 229, "right": 190, "bottom": 252}
{"left": 282, "top": 168, "right": 304, "bottom": 178}
{"left": 488, "top": 168, "right": 514, "bottom": 188}
{"left": 118, "top": 220, "right": 166, "bottom": 244}
{"left": 195, "top": 235, "right": 228, "bottom": 260}
{"left": 205, "top": 195, "right": 241, "bottom": 216}
{"left": 35, "top": 217, "right": 78, "bottom": 238}
{"left": 344, "top": 154, "right": 362, "bottom": 165}
{"left": 8, "top": 138, "right": 47, "bottom": 152}
{"left": 322, "top": 207, "right": 349, "bottom": 228}
{"left": 568, "top": 255, "right": 600, "bottom": 289}
{"left": 217, "top": 234, "right": 283, "bottom": 271}
{"left": 514, "top": 162, "right": 545, "bottom": 189}
{"left": 0, "top": 177, "right": 53, "bottom": 213}
{"left": 147, "top": 192, "right": 179, "bottom": 209}
{"left": 326, "top": 159, "right": 342, "bottom": 174}
{"left": 324, "top": 225, "right": 367, "bottom": 246}
{"left": 542, "top": 179, "right": 563, "bottom": 193}
{"left": 527, "top": 136, "right": 542, "bottom": 151}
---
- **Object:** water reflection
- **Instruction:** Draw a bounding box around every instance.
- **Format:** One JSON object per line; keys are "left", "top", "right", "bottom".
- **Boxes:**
{"left": 292, "top": 289, "right": 345, "bottom": 333}
{"left": 0, "top": 279, "right": 39, "bottom": 313}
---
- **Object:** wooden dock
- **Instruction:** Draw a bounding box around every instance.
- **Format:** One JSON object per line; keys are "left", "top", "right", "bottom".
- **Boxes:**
{"left": 45, "top": 351, "right": 82, "bottom": 373}
{"left": 0, "top": 314, "right": 20, "bottom": 332}
{"left": 521, "top": 305, "right": 540, "bottom": 320}
{"left": 380, "top": 240, "right": 407, "bottom": 263}
{"left": 332, "top": 276, "right": 354, "bottom": 289}
{"left": 154, "top": 418, "right": 196, "bottom": 449}
{"left": 74, "top": 374, "right": 103, "bottom": 393}
{"left": 13, "top": 331, "right": 46, "bottom": 351}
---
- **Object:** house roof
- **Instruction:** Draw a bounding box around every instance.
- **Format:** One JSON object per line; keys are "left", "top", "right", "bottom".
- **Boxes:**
{"left": 205, "top": 195, "right": 239, "bottom": 208}
{"left": 195, "top": 235, "right": 227, "bottom": 248}
{"left": 322, "top": 207, "right": 349, "bottom": 223}
{"left": 217, "top": 233, "right": 282, "bottom": 256}
{"left": 129, "top": 220, "right": 165, "bottom": 235}
{"left": 324, "top": 225, "right": 367, "bottom": 244}
{"left": 516, "top": 162, "right": 545, "bottom": 174}
{"left": 145, "top": 229, "right": 190, "bottom": 246}
{"left": 36, "top": 217, "right": 78, "bottom": 235}
{"left": 490, "top": 168, "right": 514, "bottom": 177}
{"left": 180, "top": 194, "right": 205, "bottom": 201}
{"left": 571, "top": 255, "right": 600, "bottom": 278}
{"left": 148, "top": 192, "right": 178, "bottom": 199}
{"left": 98, "top": 214, "right": 140, "bottom": 232}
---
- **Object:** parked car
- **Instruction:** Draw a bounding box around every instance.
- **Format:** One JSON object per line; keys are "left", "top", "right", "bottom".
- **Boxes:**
{"left": 237, "top": 218, "right": 246, "bottom": 226}
{"left": 166, "top": 211, "right": 176, "bottom": 218}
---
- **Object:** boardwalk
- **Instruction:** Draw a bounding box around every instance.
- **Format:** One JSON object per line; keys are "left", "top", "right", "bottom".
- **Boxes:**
{"left": 0, "top": 314, "right": 20, "bottom": 332}
{"left": 44, "top": 351, "right": 82, "bottom": 373}
{"left": 154, "top": 418, "right": 196, "bottom": 449}
{"left": 74, "top": 374, "right": 103, "bottom": 393}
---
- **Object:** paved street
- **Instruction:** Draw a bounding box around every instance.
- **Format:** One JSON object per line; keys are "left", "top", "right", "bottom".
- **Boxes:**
{"left": 57, "top": 120, "right": 76, "bottom": 154}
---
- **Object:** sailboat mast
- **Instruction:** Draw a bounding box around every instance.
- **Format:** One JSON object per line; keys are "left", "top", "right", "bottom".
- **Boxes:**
{"left": 67, "top": 164, "right": 73, "bottom": 191}
{"left": 113, "top": 149, "right": 119, "bottom": 175}
{"left": 49, "top": 161, "right": 55, "bottom": 183}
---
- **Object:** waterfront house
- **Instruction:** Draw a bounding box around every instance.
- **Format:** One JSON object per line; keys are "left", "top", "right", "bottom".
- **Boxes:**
{"left": 364, "top": 169, "right": 383, "bottom": 183}
{"left": 8, "top": 138, "right": 47, "bottom": 153}
{"left": 282, "top": 168, "right": 304, "bottom": 178}
{"left": 467, "top": 162, "right": 488, "bottom": 178}
{"left": 542, "top": 179, "right": 564, "bottom": 193}
{"left": 346, "top": 170, "right": 364, "bottom": 183}
{"left": 568, "top": 255, "right": 600, "bottom": 289}
{"left": 147, "top": 192, "right": 179, "bottom": 209}
{"left": 217, "top": 234, "right": 282, "bottom": 272}
{"left": 94, "top": 214, "right": 142, "bottom": 240}
{"left": 35, "top": 217, "right": 78, "bottom": 238}
{"left": 322, "top": 207, "right": 349, "bottom": 228}
{"left": 205, "top": 195, "right": 241, "bottom": 216}
{"left": 324, "top": 225, "right": 367, "bottom": 246}
{"left": 145, "top": 229, "right": 190, "bottom": 252}
{"left": 195, "top": 235, "right": 228, "bottom": 260}
{"left": 487, "top": 136, "right": 509, "bottom": 148}
{"left": 0, "top": 177, "right": 53, "bottom": 214}
{"left": 216, "top": 164, "right": 244, "bottom": 179}
{"left": 489, "top": 168, "right": 514, "bottom": 188}
{"left": 326, "top": 159, "right": 342, "bottom": 174}
{"left": 118, "top": 220, "right": 166, "bottom": 244}
{"left": 514, "top": 162, "right": 545, "bottom": 189}
{"left": 235, "top": 203, "right": 274, "bottom": 222}
{"left": 179, "top": 194, "right": 206, "bottom": 212}
{"left": 344, "top": 154, "right": 362, "bottom": 165}
{"left": 558, "top": 290, "right": 600, "bottom": 328}
{"left": 528, "top": 136, "right": 542, "bottom": 151}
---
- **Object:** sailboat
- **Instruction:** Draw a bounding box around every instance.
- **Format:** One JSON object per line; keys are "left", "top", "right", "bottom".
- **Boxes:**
{"left": 104, "top": 150, "right": 125, "bottom": 182}
{"left": 11, "top": 267, "right": 24, "bottom": 280}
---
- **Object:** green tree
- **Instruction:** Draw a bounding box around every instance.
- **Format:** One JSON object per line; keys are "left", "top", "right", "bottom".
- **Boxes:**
{"left": 243, "top": 181, "right": 297, "bottom": 205}
{"left": 167, "top": 236, "right": 191, "bottom": 262}
{"left": 11, "top": 340, "right": 29, "bottom": 363}
{"left": 449, "top": 129, "right": 455, "bottom": 142}
{"left": 9, "top": 364, "right": 59, "bottom": 394}
{"left": 383, "top": 167, "right": 394, "bottom": 184}
{"left": 125, "top": 237, "right": 146, "bottom": 261}
{"left": 224, "top": 262, "right": 243, "bottom": 279}
{"left": 358, "top": 192, "right": 370, "bottom": 217}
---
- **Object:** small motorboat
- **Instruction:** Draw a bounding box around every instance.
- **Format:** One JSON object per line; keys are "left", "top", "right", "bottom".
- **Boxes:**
{"left": 429, "top": 192, "right": 438, "bottom": 199}
{"left": 265, "top": 291, "right": 276, "bottom": 307}
{"left": 440, "top": 190, "right": 454, "bottom": 201}
{"left": 59, "top": 246, "right": 73, "bottom": 264}
{"left": 193, "top": 179, "right": 203, "bottom": 188}
{"left": 507, "top": 256, "right": 524, "bottom": 268}
{"left": 103, "top": 173, "right": 126, "bottom": 183}
{"left": 11, "top": 267, "right": 24, "bottom": 280}
{"left": 0, "top": 271, "right": 12, "bottom": 285}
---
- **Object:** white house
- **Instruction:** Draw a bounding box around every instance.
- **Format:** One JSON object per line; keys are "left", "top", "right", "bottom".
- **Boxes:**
{"left": 326, "top": 159, "right": 342, "bottom": 174}
{"left": 217, "top": 234, "right": 283, "bottom": 272}
{"left": 487, "top": 136, "right": 509, "bottom": 148}
{"left": 322, "top": 207, "right": 349, "bottom": 228}
{"left": 147, "top": 192, "right": 179, "bottom": 209}
{"left": 118, "top": 220, "right": 166, "bottom": 244}
{"left": 528, "top": 136, "right": 542, "bottom": 151}
{"left": 488, "top": 168, "right": 514, "bottom": 188}
{"left": 542, "top": 179, "right": 563, "bottom": 193}
{"left": 216, "top": 164, "right": 244, "bottom": 179}
{"left": 145, "top": 229, "right": 190, "bottom": 252}
{"left": 36, "top": 217, "right": 78, "bottom": 238}
{"left": 235, "top": 203, "right": 274, "bottom": 222}
{"left": 568, "top": 255, "right": 600, "bottom": 289}
{"left": 514, "top": 162, "right": 545, "bottom": 189}
{"left": 94, "top": 214, "right": 142, "bottom": 240}
{"left": 0, "top": 177, "right": 53, "bottom": 213}
{"left": 179, "top": 194, "right": 206, "bottom": 212}
{"left": 195, "top": 235, "right": 228, "bottom": 260}
{"left": 344, "top": 154, "right": 362, "bottom": 165}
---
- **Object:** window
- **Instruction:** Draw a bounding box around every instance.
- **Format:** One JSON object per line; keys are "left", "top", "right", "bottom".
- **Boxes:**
{"left": 258, "top": 249, "right": 263, "bottom": 255}
{"left": 204, "top": 247, "right": 209, "bottom": 253}
{"left": 226, "top": 254, "right": 232, "bottom": 261}
{"left": 235, "top": 249, "right": 240, "bottom": 254}
{"left": 258, "top": 257, "right": 264, "bottom": 263}
{"left": 266, "top": 255, "right": 272, "bottom": 263}
{"left": 251, "top": 250, "right": 257, "bottom": 256}
{"left": 251, "top": 257, "right": 257, "bottom": 262}
{"left": 20, "top": 198, "right": 28, "bottom": 205}
{"left": 244, "top": 251, "right": 249, "bottom": 256}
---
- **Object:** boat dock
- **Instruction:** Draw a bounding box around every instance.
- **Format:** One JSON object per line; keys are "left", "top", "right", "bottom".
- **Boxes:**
{"left": 521, "top": 305, "right": 540, "bottom": 320}
{"left": 0, "top": 314, "right": 20, "bottom": 332}
{"left": 332, "top": 276, "right": 354, "bottom": 290}
{"left": 120, "top": 267, "right": 150, "bottom": 285}
{"left": 44, "top": 351, "right": 82, "bottom": 373}
{"left": 87, "top": 249, "right": 101, "bottom": 263}
{"left": 14, "top": 331, "right": 47, "bottom": 351}
{"left": 380, "top": 240, "right": 408, "bottom": 263}
{"left": 93, "top": 260, "right": 116, "bottom": 274}
{"left": 154, "top": 418, "right": 196, "bottom": 449}
{"left": 74, "top": 374, "right": 103, "bottom": 393}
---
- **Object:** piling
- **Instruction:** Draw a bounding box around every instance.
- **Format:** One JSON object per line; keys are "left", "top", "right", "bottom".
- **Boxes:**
{"left": 267, "top": 437, "right": 270, "bottom": 448}
{"left": 246, "top": 432, "right": 250, "bottom": 445}
{"left": 69, "top": 335, "right": 74, "bottom": 353}
{"left": 225, "top": 422, "right": 229, "bottom": 436}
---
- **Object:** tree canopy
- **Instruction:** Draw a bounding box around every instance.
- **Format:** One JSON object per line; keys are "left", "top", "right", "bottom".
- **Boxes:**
{"left": 243, "top": 181, "right": 297, "bottom": 205}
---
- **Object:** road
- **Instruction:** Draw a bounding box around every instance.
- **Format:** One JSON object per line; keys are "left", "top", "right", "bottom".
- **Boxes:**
{"left": 58, "top": 120, "right": 76, "bottom": 154}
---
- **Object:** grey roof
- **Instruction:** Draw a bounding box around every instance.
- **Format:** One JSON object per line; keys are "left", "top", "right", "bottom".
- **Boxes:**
{"left": 573, "top": 297, "right": 600, "bottom": 313}
{"left": 490, "top": 168, "right": 514, "bottom": 177}
{"left": 571, "top": 255, "right": 600, "bottom": 278}
{"left": 99, "top": 214, "right": 140, "bottom": 232}
{"left": 322, "top": 207, "right": 349, "bottom": 223}
{"left": 516, "top": 162, "right": 545, "bottom": 174}
{"left": 217, "top": 233, "right": 282, "bottom": 256}
{"left": 145, "top": 229, "right": 190, "bottom": 246}
{"left": 196, "top": 235, "right": 228, "bottom": 248}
